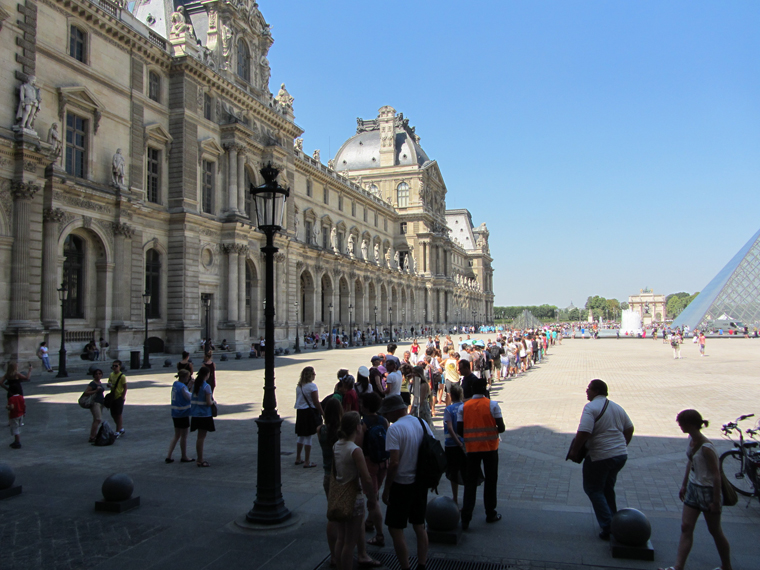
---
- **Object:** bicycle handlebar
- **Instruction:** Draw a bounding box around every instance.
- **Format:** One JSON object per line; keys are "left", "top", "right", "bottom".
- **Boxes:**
{"left": 739, "top": 414, "right": 755, "bottom": 421}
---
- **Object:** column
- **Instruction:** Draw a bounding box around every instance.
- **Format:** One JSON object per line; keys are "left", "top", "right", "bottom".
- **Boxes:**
{"left": 111, "top": 223, "right": 134, "bottom": 324}
{"left": 42, "top": 208, "right": 65, "bottom": 326}
{"left": 237, "top": 151, "right": 246, "bottom": 215}
{"left": 227, "top": 145, "right": 238, "bottom": 215}
{"left": 226, "top": 245, "right": 239, "bottom": 323}
{"left": 238, "top": 247, "right": 247, "bottom": 325}
{"left": 9, "top": 182, "right": 39, "bottom": 325}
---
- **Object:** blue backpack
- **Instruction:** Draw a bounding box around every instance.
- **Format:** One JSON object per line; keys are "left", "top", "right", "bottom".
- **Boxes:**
{"left": 364, "top": 418, "right": 389, "bottom": 464}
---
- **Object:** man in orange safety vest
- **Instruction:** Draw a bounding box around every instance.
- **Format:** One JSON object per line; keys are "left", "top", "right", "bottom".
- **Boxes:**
{"left": 457, "top": 376, "right": 505, "bottom": 530}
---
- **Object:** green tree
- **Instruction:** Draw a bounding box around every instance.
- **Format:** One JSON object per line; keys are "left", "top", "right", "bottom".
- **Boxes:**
{"left": 568, "top": 307, "right": 580, "bottom": 321}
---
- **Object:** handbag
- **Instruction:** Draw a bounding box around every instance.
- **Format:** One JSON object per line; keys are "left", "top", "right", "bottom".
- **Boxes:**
{"left": 566, "top": 399, "right": 609, "bottom": 463}
{"left": 78, "top": 391, "right": 95, "bottom": 409}
{"left": 300, "top": 386, "right": 323, "bottom": 430}
{"left": 721, "top": 472, "right": 738, "bottom": 506}
{"left": 211, "top": 403, "right": 218, "bottom": 418}
{"left": 326, "top": 461, "right": 359, "bottom": 521}
{"left": 103, "top": 393, "right": 114, "bottom": 409}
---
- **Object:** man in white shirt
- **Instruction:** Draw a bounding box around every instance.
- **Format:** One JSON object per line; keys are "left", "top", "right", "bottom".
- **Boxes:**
{"left": 379, "top": 395, "right": 433, "bottom": 570}
{"left": 384, "top": 360, "right": 402, "bottom": 397}
{"left": 568, "top": 379, "right": 634, "bottom": 540}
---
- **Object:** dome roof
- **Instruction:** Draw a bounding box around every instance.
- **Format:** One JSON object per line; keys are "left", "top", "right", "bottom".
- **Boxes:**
{"left": 332, "top": 109, "right": 430, "bottom": 171}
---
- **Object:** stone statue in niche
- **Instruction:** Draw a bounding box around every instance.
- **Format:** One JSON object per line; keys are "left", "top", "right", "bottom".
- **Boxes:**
{"left": 15, "top": 75, "right": 41, "bottom": 132}
{"left": 330, "top": 226, "right": 337, "bottom": 252}
{"left": 347, "top": 234, "right": 355, "bottom": 258}
{"left": 404, "top": 254, "right": 410, "bottom": 272}
{"left": 112, "top": 149, "right": 126, "bottom": 187}
{"left": 47, "top": 122, "right": 62, "bottom": 158}
{"left": 393, "top": 251, "right": 400, "bottom": 269}
{"left": 259, "top": 55, "right": 271, "bottom": 90}
{"left": 274, "top": 83, "right": 294, "bottom": 110}
{"left": 293, "top": 211, "right": 299, "bottom": 240}
{"left": 312, "top": 224, "right": 319, "bottom": 246}
{"left": 221, "top": 25, "right": 233, "bottom": 69}
{"left": 373, "top": 243, "right": 380, "bottom": 264}
{"left": 361, "top": 239, "right": 368, "bottom": 261}
{"left": 312, "top": 149, "right": 320, "bottom": 162}
{"left": 385, "top": 247, "right": 391, "bottom": 268}
{"left": 294, "top": 138, "right": 303, "bottom": 151}
{"left": 169, "top": 9, "right": 194, "bottom": 39}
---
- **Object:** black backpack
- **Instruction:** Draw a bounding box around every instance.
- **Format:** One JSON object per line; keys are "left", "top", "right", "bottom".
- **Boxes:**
{"left": 363, "top": 417, "right": 390, "bottom": 464}
{"left": 93, "top": 420, "right": 117, "bottom": 446}
{"left": 415, "top": 417, "right": 447, "bottom": 494}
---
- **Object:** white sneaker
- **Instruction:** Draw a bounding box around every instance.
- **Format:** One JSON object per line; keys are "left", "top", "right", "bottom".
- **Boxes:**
{"left": 117, "top": 429, "right": 125, "bottom": 437}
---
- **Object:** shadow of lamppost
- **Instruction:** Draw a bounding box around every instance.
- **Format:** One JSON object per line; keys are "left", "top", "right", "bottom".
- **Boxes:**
{"left": 348, "top": 303, "right": 353, "bottom": 347}
{"left": 294, "top": 301, "right": 301, "bottom": 354}
{"left": 141, "top": 290, "right": 152, "bottom": 369}
{"left": 245, "top": 163, "right": 291, "bottom": 525}
{"left": 328, "top": 302, "right": 333, "bottom": 349}
{"left": 373, "top": 305, "right": 378, "bottom": 344}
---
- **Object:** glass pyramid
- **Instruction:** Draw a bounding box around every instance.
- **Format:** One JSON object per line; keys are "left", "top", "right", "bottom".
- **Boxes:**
{"left": 513, "top": 309, "right": 543, "bottom": 330}
{"left": 673, "top": 228, "right": 760, "bottom": 331}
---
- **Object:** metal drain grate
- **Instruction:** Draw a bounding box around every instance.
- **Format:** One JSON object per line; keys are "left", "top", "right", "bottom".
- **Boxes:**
{"left": 370, "top": 552, "right": 509, "bottom": 570}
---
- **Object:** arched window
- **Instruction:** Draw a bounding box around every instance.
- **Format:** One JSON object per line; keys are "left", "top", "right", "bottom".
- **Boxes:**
{"left": 245, "top": 263, "right": 252, "bottom": 311}
{"left": 63, "top": 235, "right": 85, "bottom": 318}
{"left": 237, "top": 39, "right": 250, "bottom": 82}
{"left": 145, "top": 249, "right": 161, "bottom": 319}
{"left": 396, "top": 182, "right": 409, "bottom": 207}
{"left": 244, "top": 169, "right": 253, "bottom": 219}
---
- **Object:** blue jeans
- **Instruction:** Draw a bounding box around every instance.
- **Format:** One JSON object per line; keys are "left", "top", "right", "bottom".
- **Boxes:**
{"left": 582, "top": 454, "right": 627, "bottom": 532}
{"left": 41, "top": 355, "right": 52, "bottom": 371}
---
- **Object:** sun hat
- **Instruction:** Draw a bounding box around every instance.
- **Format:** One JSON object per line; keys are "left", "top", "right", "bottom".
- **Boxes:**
{"left": 358, "top": 365, "right": 370, "bottom": 377}
{"left": 377, "top": 395, "right": 407, "bottom": 415}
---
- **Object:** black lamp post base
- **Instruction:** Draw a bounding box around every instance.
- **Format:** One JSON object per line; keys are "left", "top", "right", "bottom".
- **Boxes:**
{"left": 56, "top": 349, "right": 68, "bottom": 378}
{"left": 246, "top": 415, "right": 291, "bottom": 525}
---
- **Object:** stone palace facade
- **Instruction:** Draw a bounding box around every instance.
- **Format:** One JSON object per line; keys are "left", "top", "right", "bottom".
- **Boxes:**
{"left": 0, "top": 0, "right": 494, "bottom": 363}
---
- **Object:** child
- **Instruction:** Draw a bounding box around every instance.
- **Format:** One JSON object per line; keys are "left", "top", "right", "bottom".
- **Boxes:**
{"left": 7, "top": 393, "right": 25, "bottom": 449}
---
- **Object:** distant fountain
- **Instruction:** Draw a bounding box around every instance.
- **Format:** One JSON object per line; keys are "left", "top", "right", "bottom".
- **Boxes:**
{"left": 620, "top": 309, "right": 642, "bottom": 335}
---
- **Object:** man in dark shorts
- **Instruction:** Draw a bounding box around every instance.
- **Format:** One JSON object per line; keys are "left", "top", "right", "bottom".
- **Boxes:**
{"left": 379, "top": 395, "right": 432, "bottom": 570}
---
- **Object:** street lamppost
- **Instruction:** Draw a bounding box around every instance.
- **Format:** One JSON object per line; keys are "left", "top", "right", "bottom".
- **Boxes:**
{"left": 373, "top": 305, "right": 378, "bottom": 344}
{"left": 141, "top": 290, "right": 152, "bottom": 369}
{"left": 246, "top": 162, "right": 291, "bottom": 525}
{"left": 401, "top": 308, "right": 405, "bottom": 339}
{"left": 294, "top": 301, "right": 301, "bottom": 354}
{"left": 389, "top": 307, "right": 393, "bottom": 343}
{"left": 348, "top": 303, "right": 353, "bottom": 347}
{"left": 423, "top": 308, "right": 426, "bottom": 336}
{"left": 455, "top": 308, "right": 459, "bottom": 335}
{"left": 56, "top": 283, "right": 68, "bottom": 378}
{"left": 202, "top": 295, "right": 211, "bottom": 351}
{"left": 328, "top": 302, "right": 334, "bottom": 349}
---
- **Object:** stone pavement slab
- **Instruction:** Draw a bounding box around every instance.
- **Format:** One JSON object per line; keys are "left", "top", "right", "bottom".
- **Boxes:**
{"left": 1, "top": 337, "right": 758, "bottom": 569}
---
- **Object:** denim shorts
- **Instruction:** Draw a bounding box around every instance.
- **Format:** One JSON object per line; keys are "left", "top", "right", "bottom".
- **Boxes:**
{"left": 683, "top": 481, "right": 719, "bottom": 512}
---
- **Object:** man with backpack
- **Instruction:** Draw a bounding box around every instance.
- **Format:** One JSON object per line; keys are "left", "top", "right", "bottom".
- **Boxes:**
{"left": 457, "top": 377, "right": 505, "bottom": 530}
{"left": 379, "top": 395, "right": 434, "bottom": 570}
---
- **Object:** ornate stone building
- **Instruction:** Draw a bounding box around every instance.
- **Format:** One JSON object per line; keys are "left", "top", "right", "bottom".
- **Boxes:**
{"left": 0, "top": 0, "right": 493, "bottom": 363}
{"left": 628, "top": 288, "right": 666, "bottom": 326}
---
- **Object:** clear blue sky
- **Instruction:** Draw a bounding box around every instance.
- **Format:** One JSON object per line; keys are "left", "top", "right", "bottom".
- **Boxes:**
{"left": 262, "top": 0, "right": 760, "bottom": 307}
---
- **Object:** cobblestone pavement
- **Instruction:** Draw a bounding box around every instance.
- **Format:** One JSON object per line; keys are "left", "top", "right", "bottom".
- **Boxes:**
{"left": 2, "top": 337, "right": 758, "bottom": 569}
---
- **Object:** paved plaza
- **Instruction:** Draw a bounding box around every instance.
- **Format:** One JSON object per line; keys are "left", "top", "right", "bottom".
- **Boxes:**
{"left": 2, "top": 337, "right": 759, "bottom": 570}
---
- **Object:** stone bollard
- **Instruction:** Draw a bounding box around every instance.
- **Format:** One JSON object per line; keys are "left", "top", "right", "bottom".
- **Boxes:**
{"left": 235, "top": 352, "right": 242, "bottom": 360}
{"left": 0, "top": 463, "right": 22, "bottom": 499}
{"left": 220, "top": 354, "right": 228, "bottom": 361}
{"left": 95, "top": 473, "right": 140, "bottom": 513}
{"left": 425, "top": 496, "right": 461, "bottom": 544}
{"left": 610, "top": 508, "right": 653, "bottom": 560}
{"left": 163, "top": 359, "right": 172, "bottom": 367}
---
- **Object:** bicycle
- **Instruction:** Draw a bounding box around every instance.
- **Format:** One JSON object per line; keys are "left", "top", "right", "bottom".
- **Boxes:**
{"left": 719, "top": 414, "right": 760, "bottom": 499}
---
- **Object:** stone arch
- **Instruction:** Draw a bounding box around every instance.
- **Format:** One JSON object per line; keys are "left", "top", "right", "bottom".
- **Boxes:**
{"left": 368, "top": 281, "right": 377, "bottom": 331}
{"left": 299, "top": 268, "right": 315, "bottom": 327}
{"left": 320, "top": 272, "right": 333, "bottom": 325}
{"left": 245, "top": 257, "right": 261, "bottom": 335}
{"left": 354, "top": 277, "right": 364, "bottom": 325}
{"left": 380, "top": 283, "right": 388, "bottom": 328}
{"left": 400, "top": 287, "right": 407, "bottom": 325}
{"left": 58, "top": 223, "right": 110, "bottom": 330}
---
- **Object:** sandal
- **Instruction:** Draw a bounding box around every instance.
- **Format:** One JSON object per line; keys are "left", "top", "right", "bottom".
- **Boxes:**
{"left": 165, "top": 458, "right": 175, "bottom": 464}
{"left": 197, "top": 461, "right": 210, "bottom": 467}
{"left": 303, "top": 462, "right": 318, "bottom": 468}
{"left": 294, "top": 460, "right": 304, "bottom": 465}
{"left": 366, "top": 535, "right": 385, "bottom": 547}
{"left": 181, "top": 458, "right": 195, "bottom": 463}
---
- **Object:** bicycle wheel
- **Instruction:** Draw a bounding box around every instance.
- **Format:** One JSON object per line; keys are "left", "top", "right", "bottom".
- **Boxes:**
{"left": 720, "top": 450, "right": 755, "bottom": 497}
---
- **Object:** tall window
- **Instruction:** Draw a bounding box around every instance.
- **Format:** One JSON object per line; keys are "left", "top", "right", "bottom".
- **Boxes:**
{"left": 237, "top": 39, "right": 250, "bottom": 82}
{"left": 245, "top": 264, "right": 252, "bottom": 313}
{"left": 323, "top": 186, "right": 329, "bottom": 205}
{"left": 374, "top": 211, "right": 378, "bottom": 227}
{"left": 69, "top": 26, "right": 86, "bottom": 63}
{"left": 337, "top": 232, "right": 344, "bottom": 253}
{"left": 322, "top": 227, "right": 329, "bottom": 250}
{"left": 65, "top": 113, "right": 87, "bottom": 178}
{"left": 204, "top": 92, "right": 213, "bottom": 121}
{"left": 305, "top": 220, "right": 313, "bottom": 245}
{"left": 384, "top": 217, "right": 388, "bottom": 231}
{"left": 338, "top": 195, "right": 343, "bottom": 211}
{"left": 396, "top": 182, "right": 409, "bottom": 207}
{"left": 306, "top": 179, "right": 312, "bottom": 197}
{"left": 148, "top": 71, "right": 161, "bottom": 103}
{"left": 63, "top": 235, "right": 84, "bottom": 319}
{"left": 244, "top": 169, "right": 252, "bottom": 219}
{"left": 400, "top": 222, "right": 407, "bottom": 234}
{"left": 145, "top": 249, "right": 161, "bottom": 319}
{"left": 202, "top": 160, "right": 214, "bottom": 213}
{"left": 351, "top": 201, "right": 356, "bottom": 217}
{"left": 146, "top": 147, "right": 161, "bottom": 203}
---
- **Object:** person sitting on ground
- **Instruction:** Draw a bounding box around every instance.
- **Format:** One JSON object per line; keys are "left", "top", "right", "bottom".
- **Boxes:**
{"left": 219, "top": 339, "right": 230, "bottom": 351}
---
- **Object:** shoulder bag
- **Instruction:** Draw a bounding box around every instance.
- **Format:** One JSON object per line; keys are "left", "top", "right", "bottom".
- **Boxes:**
{"left": 300, "top": 385, "right": 323, "bottom": 432}
{"left": 566, "top": 399, "right": 609, "bottom": 463}
{"left": 78, "top": 390, "right": 95, "bottom": 409}
{"left": 326, "top": 450, "right": 359, "bottom": 521}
